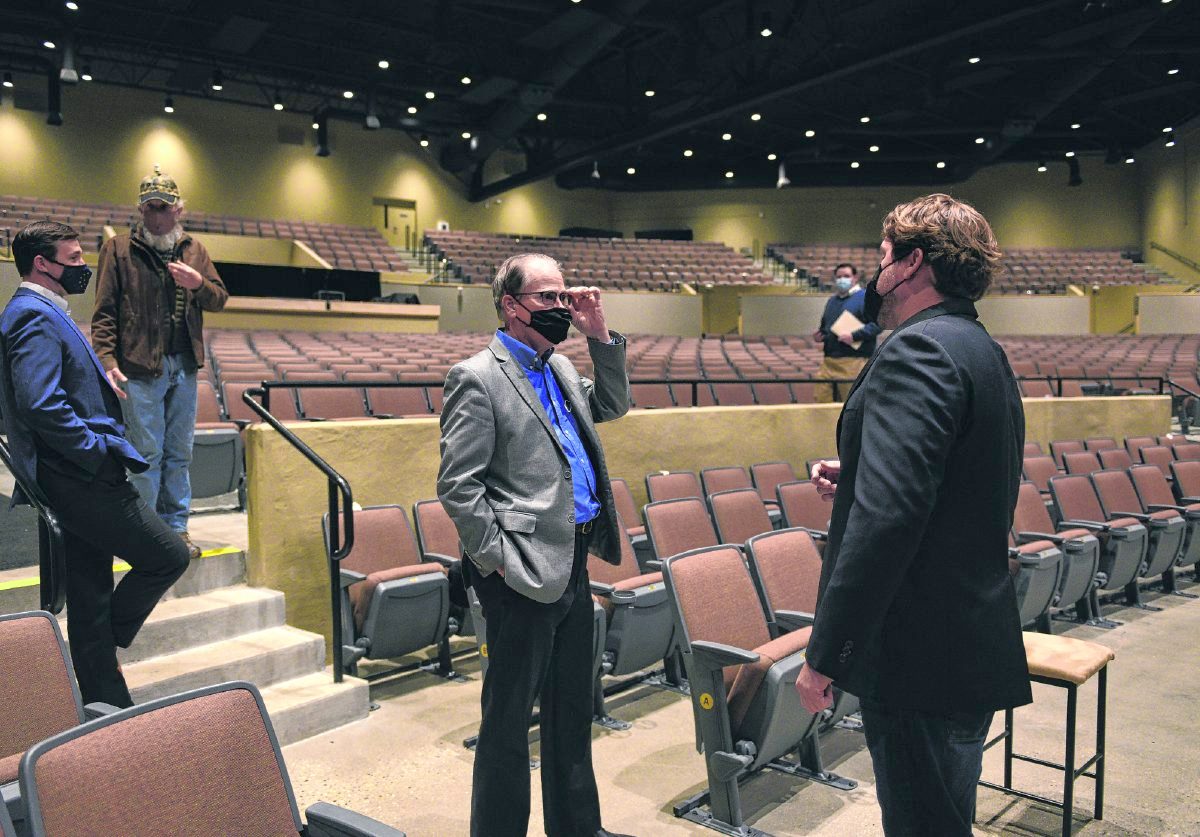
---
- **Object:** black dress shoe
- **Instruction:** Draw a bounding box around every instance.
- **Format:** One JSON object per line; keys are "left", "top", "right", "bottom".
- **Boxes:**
{"left": 596, "top": 829, "right": 636, "bottom": 837}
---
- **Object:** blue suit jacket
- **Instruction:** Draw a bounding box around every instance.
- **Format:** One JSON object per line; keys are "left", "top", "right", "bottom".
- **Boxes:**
{"left": 0, "top": 288, "right": 147, "bottom": 506}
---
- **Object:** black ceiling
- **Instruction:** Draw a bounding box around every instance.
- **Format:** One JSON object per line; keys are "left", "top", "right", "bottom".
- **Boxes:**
{"left": 2, "top": 0, "right": 1197, "bottom": 199}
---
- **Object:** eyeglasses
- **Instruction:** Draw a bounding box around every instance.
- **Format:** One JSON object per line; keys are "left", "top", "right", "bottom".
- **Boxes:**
{"left": 512, "top": 290, "right": 571, "bottom": 305}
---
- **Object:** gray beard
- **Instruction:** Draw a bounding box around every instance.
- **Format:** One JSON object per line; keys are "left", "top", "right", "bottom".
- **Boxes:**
{"left": 138, "top": 223, "right": 184, "bottom": 254}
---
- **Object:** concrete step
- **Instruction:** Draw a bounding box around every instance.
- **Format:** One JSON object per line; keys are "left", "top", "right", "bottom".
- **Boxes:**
{"left": 125, "top": 625, "right": 324, "bottom": 704}
{"left": 263, "top": 670, "right": 370, "bottom": 747}
{"left": 106, "top": 585, "right": 286, "bottom": 664}
{"left": 0, "top": 547, "right": 245, "bottom": 617}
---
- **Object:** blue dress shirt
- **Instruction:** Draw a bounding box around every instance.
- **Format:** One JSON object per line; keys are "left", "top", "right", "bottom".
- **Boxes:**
{"left": 496, "top": 329, "right": 601, "bottom": 524}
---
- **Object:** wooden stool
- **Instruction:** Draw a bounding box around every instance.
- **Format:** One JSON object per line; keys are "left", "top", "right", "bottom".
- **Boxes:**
{"left": 979, "top": 632, "right": 1114, "bottom": 837}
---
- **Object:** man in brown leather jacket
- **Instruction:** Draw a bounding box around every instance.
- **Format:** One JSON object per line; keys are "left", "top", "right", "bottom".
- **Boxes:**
{"left": 91, "top": 167, "right": 228, "bottom": 558}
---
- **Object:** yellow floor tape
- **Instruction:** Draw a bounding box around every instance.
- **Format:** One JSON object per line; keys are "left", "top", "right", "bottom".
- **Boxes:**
{"left": 0, "top": 545, "right": 243, "bottom": 592}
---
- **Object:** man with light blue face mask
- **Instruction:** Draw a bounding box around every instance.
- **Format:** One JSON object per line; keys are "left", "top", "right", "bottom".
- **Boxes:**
{"left": 812, "top": 262, "right": 880, "bottom": 402}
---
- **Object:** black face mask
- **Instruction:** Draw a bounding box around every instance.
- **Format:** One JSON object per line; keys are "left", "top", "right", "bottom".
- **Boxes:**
{"left": 46, "top": 258, "right": 93, "bottom": 295}
{"left": 518, "top": 302, "right": 573, "bottom": 345}
{"left": 862, "top": 253, "right": 909, "bottom": 323}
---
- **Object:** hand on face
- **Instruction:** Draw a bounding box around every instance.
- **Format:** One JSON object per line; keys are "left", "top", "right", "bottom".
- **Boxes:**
{"left": 565, "top": 286, "right": 608, "bottom": 341}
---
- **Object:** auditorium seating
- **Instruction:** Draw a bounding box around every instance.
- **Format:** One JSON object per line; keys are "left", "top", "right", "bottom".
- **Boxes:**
{"left": 325, "top": 506, "right": 456, "bottom": 678}
{"left": 424, "top": 229, "right": 772, "bottom": 289}
{"left": 662, "top": 544, "right": 851, "bottom": 833}
{"left": 766, "top": 242, "right": 1178, "bottom": 293}
{"left": 1173, "top": 460, "right": 1200, "bottom": 502}
{"left": 1008, "top": 538, "right": 1064, "bottom": 631}
{"left": 16, "top": 681, "right": 405, "bottom": 836}
{"left": 776, "top": 480, "right": 832, "bottom": 541}
{"left": 644, "top": 498, "right": 719, "bottom": 563}
{"left": 1012, "top": 482, "right": 1102, "bottom": 628}
{"left": 0, "top": 192, "right": 412, "bottom": 272}
{"left": 1092, "top": 469, "right": 1187, "bottom": 594}
{"left": 708, "top": 488, "right": 775, "bottom": 545}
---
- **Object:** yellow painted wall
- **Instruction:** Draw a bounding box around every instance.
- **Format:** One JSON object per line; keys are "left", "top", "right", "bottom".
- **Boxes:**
{"left": 1140, "top": 116, "right": 1200, "bottom": 283}
{"left": 0, "top": 84, "right": 607, "bottom": 238}
{"left": 246, "top": 396, "right": 1168, "bottom": 652}
{"left": 604, "top": 160, "right": 1141, "bottom": 255}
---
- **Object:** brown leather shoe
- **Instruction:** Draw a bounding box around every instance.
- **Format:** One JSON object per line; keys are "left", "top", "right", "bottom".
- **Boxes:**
{"left": 179, "top": 531, "right": 202, "bottom": 560}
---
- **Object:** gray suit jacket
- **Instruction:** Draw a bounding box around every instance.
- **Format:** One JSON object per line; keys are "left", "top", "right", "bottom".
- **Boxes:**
{"left": 437, "top": 332, "right": 630, "bottom": 604}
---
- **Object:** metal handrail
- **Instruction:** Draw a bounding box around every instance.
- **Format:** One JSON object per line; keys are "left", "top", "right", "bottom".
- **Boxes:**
{"left": 240, "top": 386, "right": 355, "bottom": 683}
{"left": 0, "top": 436, "right": 68, "bottom": 613}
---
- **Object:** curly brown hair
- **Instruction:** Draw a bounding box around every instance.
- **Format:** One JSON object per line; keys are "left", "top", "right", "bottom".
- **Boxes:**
{"left": 881, "top": 193, "right": 1001, "bottom": 301}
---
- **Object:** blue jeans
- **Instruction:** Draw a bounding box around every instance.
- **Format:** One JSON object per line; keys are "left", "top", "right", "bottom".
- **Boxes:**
{"left": 121, "top": 353, "right": 198, "bottom": 533}
{"left": 861, "top": 698, "right": 994, "bottom": 836}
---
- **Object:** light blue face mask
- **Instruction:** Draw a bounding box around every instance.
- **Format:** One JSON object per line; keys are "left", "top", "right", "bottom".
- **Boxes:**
{"left": 834, "top": 277, "right": 854, "bottom": 294}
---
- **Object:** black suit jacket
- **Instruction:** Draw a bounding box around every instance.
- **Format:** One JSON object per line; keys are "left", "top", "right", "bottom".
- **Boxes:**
{"left": 807, "top": 297, "right": 1032, "bottom": 715}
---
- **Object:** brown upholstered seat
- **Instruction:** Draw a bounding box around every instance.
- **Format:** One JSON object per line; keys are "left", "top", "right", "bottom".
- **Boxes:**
{"left": 1022, "top": 632, "right": 1113, "bottom": 685}
{"left": 750, "top": 461, "right": 798, "bottom": 505}
{"left": 1022, "top": 455, "right": 1060, "bottom": 494}
{"left": 709, "top": 488, "right": 773, "bottom": 545}
{"left": 646, "top": 470, "right": 703, "bottom": 502}
{"left": 0, "top": 612, "right": 83, "bottom": 786}
{"left": 1063, "top": 451, "right": 1101, "bottom": 475}
{"left": 350, "top": 563, "right": 446, "bottom": 630}
{"left": 728, "top": 627, "right": 812, "bottom": 733}
{"left": 776, "top": 480, "right": 831, "bottom": 533}
{"left": 645, "top": 498, "right": 719, "bottom": 561}
{"left": 412, "top": 499, "right": 463, "bottom": 562}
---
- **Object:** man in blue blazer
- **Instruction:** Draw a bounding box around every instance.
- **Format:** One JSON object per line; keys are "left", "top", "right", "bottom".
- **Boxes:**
{"left": 0, "top": 221, "right": 189, "bottom": 706}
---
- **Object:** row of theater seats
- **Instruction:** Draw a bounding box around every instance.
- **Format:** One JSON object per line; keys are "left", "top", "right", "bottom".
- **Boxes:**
{"left": 424, "top": 229, "right": 772, "bottom": 289}
{"left": 767, "top": 242, "right": 1176, "bottom": 293}
{"left": 0, "top": 612, "right": 404, "bottom": 837}
{"left": 0, "top": 192, "right": 409, "bottom": 273}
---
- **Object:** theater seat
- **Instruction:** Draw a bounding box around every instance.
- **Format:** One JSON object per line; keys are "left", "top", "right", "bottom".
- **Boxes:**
{"left": 644, "top": 497, "right": 719, "bottom": 564}
{"left": 775, "top": 480, "right": 831, "bottom": 553}
{"left": 1007, "top": 536, "right": 1064, "bottom": 631}
{"left": 662, "top": 545, "right": 854, "bottom": 834}
{"left": 609, "top": 478, "right": 651, "bottom": 568}
{"left": 1092, "top": 469, "right": 1186, "bottom": 594}
{"left": 1173, "top": 460, "right": 1200, "bottom": 503}
{"left": 1063, "top": 451, "right": 1102, "bottom": 475}
{"left": 324, "top": 506, "right": 455, "bottom": 677}
{"left": 709, "top": 488, "right": 774, "bottom": 545}
{"left": 17, "top": 681, "right": 405, "bottom": 837}
{"left": 1130, "top": 464, "right": 1200, "bottom": 582}
{"left": 1012, "top": 481, "right": 1101, "bottom": 628}
{"left": 1049, "top": 475, "right": 1148, "bottom": 622}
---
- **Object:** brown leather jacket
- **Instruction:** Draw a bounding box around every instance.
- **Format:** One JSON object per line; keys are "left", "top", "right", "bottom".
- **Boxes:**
{"left": 91, "top": 232, "right": 228, "bottom": 378}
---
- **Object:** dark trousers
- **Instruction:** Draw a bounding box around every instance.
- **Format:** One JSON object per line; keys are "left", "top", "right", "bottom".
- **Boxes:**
{"left": 861, "top": 698, "right": 994, "bottom": 837}
{"left": 37, "top": 456, "right": 191, "bottom": 707}
{"left": 465, "top": 530, "right": 601, "bottom": 837}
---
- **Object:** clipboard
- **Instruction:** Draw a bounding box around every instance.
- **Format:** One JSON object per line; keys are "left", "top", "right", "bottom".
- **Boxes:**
{"left": 830, "top": 310, "right": 864, "bottom": 350}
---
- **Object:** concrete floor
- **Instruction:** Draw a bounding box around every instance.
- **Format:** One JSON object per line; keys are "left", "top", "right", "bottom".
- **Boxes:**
{"left": 280, "top": 577, "right": 1200, "bottom": 837}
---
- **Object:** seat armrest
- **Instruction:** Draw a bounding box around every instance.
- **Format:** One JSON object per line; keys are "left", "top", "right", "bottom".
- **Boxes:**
{"left": 372, "top": 412, "right": 397, "bottom": 419}
{"left": 800, "top": 527, "right": 828, "bottom": 542}
{"left": 304, "top": 801, "right": 406, "bottom": 837}
{"left": 1182, "top": 496, "right": 1200, "bottom": 505}
{"left": 1017, "top": 530, "right": 1065, "bottom": 545}
{"left": 339, "top": 568, "right": 367, "bottom": 588}
{"left": 1062, "top": 519, "right": 1109, "bottom": 532}
{"left": 589, "top": 581, "right": 617, "bottom": 597}
{"left": 1110, "top": 510, "right": 1151, "bottom": 523}
{"left": 422, "top": 552, "right": 459, "bottom": 569}
{"left": 82, "top": 702, "right": 122, "bottom": 720}
{"left": 689, "top": 640, "right": 759, "bottom": 671}
{"left": 643, "top": 558, "right": 663, "bottom": 571}
{"left": 773, "top": 609, "right": 815, "bottom": 630}
{"left": 1147, "top": 503, "right": 1188, "bottom": 513}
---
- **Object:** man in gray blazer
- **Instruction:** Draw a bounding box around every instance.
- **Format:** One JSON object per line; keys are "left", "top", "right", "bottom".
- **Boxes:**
{"left": 438, "top": 253, "right": 632, "bottom": 837}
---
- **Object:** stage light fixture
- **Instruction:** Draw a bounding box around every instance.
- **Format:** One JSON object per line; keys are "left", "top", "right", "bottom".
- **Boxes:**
{"left": 1037, "top": 161, "right": 1047, "bottom": 172}
{"left": 2, "top": 73, "right": 12, "bottom": 89}
{"left": 80, "top": 66, "right": 92, "bottom": 81}
{"left": 273, "top": 92, "right": 284, "bottom": 111}
{"left": 591, "top": 161, "right": 601, "bottom": 179}
{"left": 776, "top": 163, "right": 790, "bottom": 189}
{"left": 163, "top": 95, "right": 174, "bottom": 114}
{"left": 210, "top": 70, "right": 223, "bottom": 91}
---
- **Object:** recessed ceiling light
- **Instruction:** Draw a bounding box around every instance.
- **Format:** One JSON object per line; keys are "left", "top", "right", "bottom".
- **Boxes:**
{"left": 859, "top": 116, "right": 870, "bottom": 123}
{"left": 1165, "top": 137, "right": 1176, "bottom": 147}
{"left": 536, "top": 112, "right": 547, "bottom": 121}
{"left": 273, "top": 100, "right": 284, "bottom": 112}
{"left": 43, "top": 40, "right": 56, "bottom": 50}
{"left": 767, "top": 153, "right": 777, "bottom": 161}
{"left": 425, "top": 90, "right": 436, "bottom": 99}
{"left": 343, "top": 90, "right": 354, "bottom": 99}
{"left": 721, "top": 132, "right": 732, "bottom": 141}
{"left": 724, "top": 170, "right": 734, "bottom": 178}
{"left": 626, "top": 167, "right": 636, "bottom": 175}
{"left": 1124, "top": 156, "right": 1135, "bottom": 164}
{"left": 312, "top": 121, "right": 320, "bottom": 130}
{"left": 378, "top": 59, "right": 390, "bottom": 69}
{"left": 1162, "top": 126, "right": 1173, "bottom": 133}
{"left": 968, "top": 56, "right": 981, "bottom": 64}
{"left": 1162, "top": 0, "right": 1173, "bottom": 4}
{"left": 419, "top": 135, "right": 430, "bottom": 147}
{"left": 804, "top": 129, "right": 815, "bottom": 138}
{"left": 683, "top": 149, "right": 693, "bottom": 157}
{"left": 850, "top": 161, "right": 860, "bottom": 168}
{"left": 3, "top": 73, "right": 14, "bottom": 88}
{"left": 65, "top": 1, "right": 79, "bottom": 9}
{"left": 461, "top": 131, "right": 471, "bottom": 139}
{"left": 1065, "top": 151, "right": 1075, "bottom": 157}
{"left": 1071, "top": 123, "right": 1081, "bottom": 129}
{"left": 80, "top": 68, "right": 92, "bottom": 81}
{"left": 869, "top": 145, "right": 880, "bottom": 152}
{"left": 760, "top": 27, "right": 773, "bottom": 37}
{"left": 936, "top": 161, "right": 946, "bottom": 169}
{"left": 407, "top": 105, "right": 418, "bottom": 114}
{"left": 461, "top": 76, "right": 472, "bottom": 85}
{"left": 1167, "top": 67, "right": 1180, "bottom": 75}
{"left": 644, "top": 89, "right": 655, "bottom": 97}
{"left": 974, "top": 136, "right": 985, "bottom": 144}
{"left": 163, "top": 96, "right": 174, "bottom": 114}
{"left": 750, "top": 113, "right": 761, "bottom": 121}
{"left": 1037, "top": 163, "right": 1047, "bottom": 172}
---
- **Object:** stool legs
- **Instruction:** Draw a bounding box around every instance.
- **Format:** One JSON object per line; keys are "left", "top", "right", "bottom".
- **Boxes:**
{"left": 1003, "top": 707, "right": 1014, "bottom": 789}
{"left": 1062, "top": 684, "right": 1077, "bottom": 837}
{"left": 1095, "top": 666, "right": 1107, "bottom": 821}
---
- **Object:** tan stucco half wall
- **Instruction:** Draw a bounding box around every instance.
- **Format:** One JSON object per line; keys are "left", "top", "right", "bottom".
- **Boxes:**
{"left": 245, "top": 397, "right": 1170, "bottom": 655}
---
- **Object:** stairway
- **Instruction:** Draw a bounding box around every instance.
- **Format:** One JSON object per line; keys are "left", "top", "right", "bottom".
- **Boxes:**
{"left": 0, "top": 547, "right": 369, "bottom": 746}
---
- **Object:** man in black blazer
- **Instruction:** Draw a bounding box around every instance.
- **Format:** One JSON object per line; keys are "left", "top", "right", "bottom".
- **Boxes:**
{"left": 795, "top": 194, "right": 1030, "bottom": 836}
